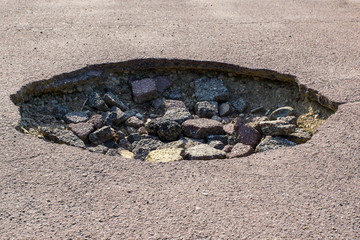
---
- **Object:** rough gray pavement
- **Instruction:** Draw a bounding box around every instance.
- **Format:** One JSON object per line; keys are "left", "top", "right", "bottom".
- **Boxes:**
{"left": 1, "top": 0, "right": 360, "bottom": 239}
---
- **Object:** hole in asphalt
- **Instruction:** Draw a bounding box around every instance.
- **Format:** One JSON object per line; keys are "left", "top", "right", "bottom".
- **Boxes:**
{"left": 11, "top": 59, "right": 337, "bottom": 162}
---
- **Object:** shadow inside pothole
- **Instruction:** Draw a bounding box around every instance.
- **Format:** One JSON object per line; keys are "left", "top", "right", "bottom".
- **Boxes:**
{"left": 11, "top": 59, "right": 337, "bottom": 162}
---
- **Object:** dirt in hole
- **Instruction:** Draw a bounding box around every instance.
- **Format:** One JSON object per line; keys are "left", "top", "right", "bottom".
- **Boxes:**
{"left": 13, "top": 66, "right": 335, "bottom": 162}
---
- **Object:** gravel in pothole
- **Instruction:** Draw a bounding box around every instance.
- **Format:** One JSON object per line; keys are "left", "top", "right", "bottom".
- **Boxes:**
{"left": 16, "top": 68, "right": 334, "bottom": 162}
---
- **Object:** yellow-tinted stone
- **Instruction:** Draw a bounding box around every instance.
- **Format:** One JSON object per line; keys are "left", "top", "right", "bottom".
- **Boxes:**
{"left": 119, "top": 150, "right": 134, "bottom": 159}
{"left": 145, "top": 148, "right": 184, "bottom": 163}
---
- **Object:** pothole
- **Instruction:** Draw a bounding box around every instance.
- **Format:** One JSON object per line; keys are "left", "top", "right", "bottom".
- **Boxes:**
{"left": 11, "top": 59, "right": 337, "bottom": 162}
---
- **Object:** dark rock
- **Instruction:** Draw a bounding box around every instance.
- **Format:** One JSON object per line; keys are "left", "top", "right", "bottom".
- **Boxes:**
{"left": 118, "top": 138, "right": 132, "bottom": 151}
{"left": 127, "top": 133, "right": 141, "bottom": 144}
{"left": 117, "top": 130, "right": 126, "bottom": 139}
{"left": 124, "top": 109, "right": 137, "bottom": 119}
{"left": 227, "top": 143, "right": 254, "bottom": 158}
{"left": 154, "top": 76, "right": 172, "bottom": 93}
{"left": 165, "top": 89, "right": 183, "bottom": 100}
{"left": 103, "top": 107, "right": 127, "bottom": 126}
{"left": 131, "top": 78, "right": 158, "bottom": 103}
{"left": 163, "top": 108, "right": 192, "bottom": 124}
{"left": 52, "top": 105, "right": 69, "bottom": 119}
{"left": 164, "top": 99, "right": 187, "bottom": 110}
{"left": 144, "top": 118, "right": 164, "bottom": 135}
{"left": 88, "top": 92, "right": 109, "bottom": 111}
{"left": 103, "top": 141, "right": 119, "bottom": 149}
{"left": 125, "top": 116, "right": 144, "bottom": 128}
{"left": 89, "top": 126, "right": 115, "bottom": 145}
{"left": 157, "top": 120, "right": 182, "bottom": 141}
{"left": 234, "top": 118, "right": 261, "bottom": 146}
{"left": 208, "top": 140, "right": 225, "bottom": 150}
{"left": 40, "top": 127, "right": 86, "bottom": 148}
{"left": 182, "top": 118, "right": 224, "bottom": 139}
{"left": 283, "top": 128, "right": 312, "bottom": 144}
{"left": 132, "top": 138, "right": 164, "bottom": 160}
{"left": 195, "top": 101, "right": 218, "bottom": 118}
{"left": 231, "top": 98, "right": 247, "bottom": 113}
{"left": 64, "top": 112, "right": 89, "bottom": 124}
{"left": 87, "top": 114, "right": 104, "bottom": 129}
{"left": 207, "top": 135, "right": 228, "bottom": 144}
{"left": 184, "top": 144, "right": 226, "bottom": 160}
{"left": 255, "top": 136, "right": 297, "bottom": 152}
{"left": 219, "top": 102, "right": 231, "bottom": 117}
{"left": 195, "top": 78, "right": 229, "bottom": 101}
{"left": 68, "top": 122, "right": 94, "bottom": 140}
{"left": 259, "top": 120, "right": 296, "bottom": 136}
{"left": 269, "top": 106, "right": 294, "bottom": 120}
{"left": 103, "top": 92, "right": 128, "bottom": 111}
{"left": 137, "top": 126, "right": 148, "bottom": 135}
{"left": 151, "top": 98, "right": 164, "bottom": 109}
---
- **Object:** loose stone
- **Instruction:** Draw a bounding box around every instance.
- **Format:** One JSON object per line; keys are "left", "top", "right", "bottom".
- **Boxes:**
{"left": 163, "top": 108, "right": 192, "bottom": 124}
{"left": 64, "top": 112, "right": 89, "bottom": 124}
{"left": 40, "top": 127, "right": 86, "bottom": 148}
{"left": 164, "top": 99, "right": 187, "bottom": 110}
{"left": 255, "top": 136, "right": 296, "bottom": 152}
{"left": 157, "top": 120, "right": 182, "bottom": 141}
{"left": 219, "top": 102, "right": 231, "bottom": 117}
{"left": 145, "top": 148, "right": 184, "bottom": 162}
{"left": 103, "top": 92, "right": 128, "bottom": 111}
{"left": 131, "top": 138, "right": 164, "bottom": 161}
{"left": 182, "top": 118, "right": 224, "bottom": 139}
{"left": 227, "top": 143, "right": 254, "bottom": 158}
{"left": 231, "top": 98, "right": 247, "bottom": 113}
{"left": 234, "top": 118, "right": 261, "bottom": 146}
{"left": 185, "top": 144, "right": 226, "bottom": 160}
{"left": 151, "top": 98, "right": 164, "bottom": 109}
{"left": 283, "top": 128, "right": 312, "bottom": 144}
{"left": 195, "top": 101, "right": 218, "bottom": 118}
{"left": 88, "top": 92, "right": 109, "bottom": 111}
{"left": 103, "top": 107, "right": 127, "bottom": 126}
{"left": 68, "top": 122, "right": 94, "bottom": 140}
{"left": 125, "top": 116, "right": 144, "bottom": 128}
{"left": 269, "top": 106, "right": 294, "bottom": 120}
{"left": 131, "top": 78, "right": 158, "bottom": 103}
{"left": 89, "top": 126, "right": 116, "bottom": 145}
{"left": 259, "top": 120, "right": 296, "bottom": 136}
{"left": 119, "top": 150, "right": 135, "bottom": 159}
{"left": 195, "top": 78, "right": 229, "bottom": 102}
{"left": 87, "top": 114, "right": 104, "bottom": 129}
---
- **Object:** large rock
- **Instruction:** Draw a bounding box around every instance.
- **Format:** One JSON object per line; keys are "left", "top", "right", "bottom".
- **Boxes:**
{"left": 64, "top": 112, "right": 89, "bottom": 124}
{"left": 88, "top": 92, "right": 109, "bottom": 111}
{"left": 227, "top": 143, "right": 254, "bottom": 158}
{"left": 125, "top": 116, "right": 144, "bottom": 128}
{"left": 195, "top": 101, "right": 218, "bottom": 118}
{"left": 269, "top": 106, "right": 294, "bottom": 120}
{"left": 40, "top": 127, "right": 86, "bottom": 148}
{"left": 184, "top": 144, "right": 226, "bottom": 160}
{"left": 259, "top": 120, "right": 296, "bottom": 136}
{"left": 163, "top": 108, "right": 192, "bottom": 124}
{"left": 131, "top": 138, "right": 164, "bottom": 160}
{"left": 234, "top": 118, "right": 261, "bottom": 146}
{"left": 255, "top": 136, "right": 297, "bottom": 152}
{"left": 131, "top": 78, "right": 158, "bottom": 103}
{"left": 195, "top": 78, "right": 229, "bottom": 101}
{"left": 145, "top": 148, "right": 184, "bottom": 162}
{"left": 182, "top": 118, "right": 224, "bottom": 139}
{"left": 87, "top": 114, "right": 104, "bottom": 129}
{"left": 89, "top": 126, "right": 115, "bottom": 145}
{"left": 157, "top": 120, "right": 182, "bottom": 141}
{"left": 68, "top": 122, "right": 94, "bottom": 140}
